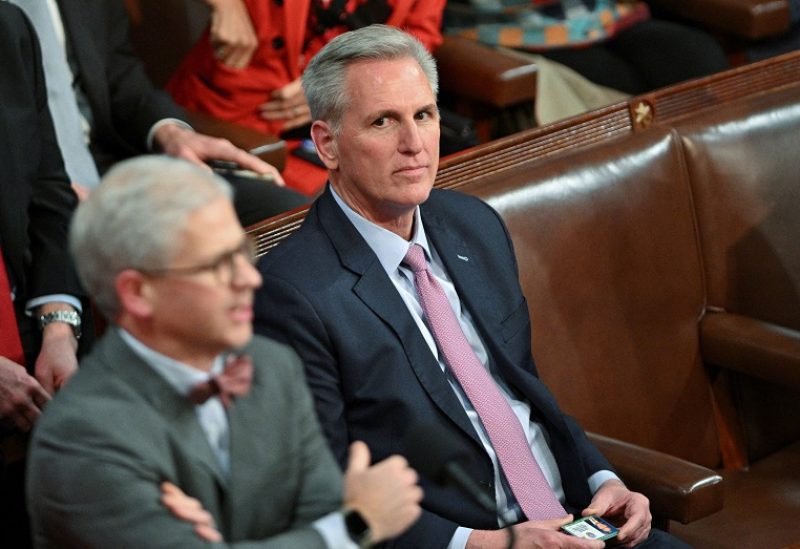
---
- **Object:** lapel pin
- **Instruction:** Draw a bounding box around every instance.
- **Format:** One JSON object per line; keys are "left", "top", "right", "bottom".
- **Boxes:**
{"left": 457, "top": 254, "right": 469, "bottom": 262}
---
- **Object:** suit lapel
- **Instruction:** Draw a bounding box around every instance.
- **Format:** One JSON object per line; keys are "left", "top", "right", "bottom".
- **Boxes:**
{"left": 422, "top": 202, "right": 578, "bottom": 441}
{"left": 315, "top": 190, "right": 480, "bottom": 443}
{"left": 422, "top": 205, "right": 511, "bottom": 367}
{"left": 97, "top": 330, "right": 229, "bottom": 489}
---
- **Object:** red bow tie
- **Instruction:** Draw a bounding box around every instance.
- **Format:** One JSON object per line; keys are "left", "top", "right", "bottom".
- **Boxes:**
{"left": 188, "top": 354, "right": 253, "bottom": 408}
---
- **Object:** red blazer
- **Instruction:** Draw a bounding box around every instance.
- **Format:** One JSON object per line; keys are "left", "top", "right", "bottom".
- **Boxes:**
{"left": 167, "top": 0, "right": 444, "bottom": 134}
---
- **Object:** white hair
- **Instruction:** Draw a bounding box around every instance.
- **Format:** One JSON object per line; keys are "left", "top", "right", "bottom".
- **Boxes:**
{"left": 70, "top": 156, "right": 232, "bottom": 318}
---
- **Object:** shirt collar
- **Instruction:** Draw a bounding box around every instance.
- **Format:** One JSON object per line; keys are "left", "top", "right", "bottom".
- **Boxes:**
{"left": 330, "top": 185, "right": 432, "bottom": 276}
{"left": 117, "top": 328, "right": 224, "bottom": 397}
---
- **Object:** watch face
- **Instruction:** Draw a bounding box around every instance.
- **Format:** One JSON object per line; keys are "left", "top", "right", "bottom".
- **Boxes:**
{"left": 40, "top": 311, "right": 81, "bottom": 339}
{"left": 345, "top": 509, "right": 369, "bottom": 538}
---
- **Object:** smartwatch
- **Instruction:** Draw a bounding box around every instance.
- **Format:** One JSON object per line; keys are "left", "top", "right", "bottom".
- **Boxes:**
{"left": 343, "top": 508, "right": 372, "bottom": 548}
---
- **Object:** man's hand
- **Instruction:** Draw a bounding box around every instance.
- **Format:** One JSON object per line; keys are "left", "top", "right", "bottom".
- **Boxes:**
{"left": 0, "top": 357, "right": 50, "bottom": 431}
{"left": 467, "top": 516, "right": 605, "bottom": 549}
{"left": 343, "top": 441, "right": 423, "bottom": 543}
{"left": 583, "top": 479, "right": 651, "bottom": 547}
{"left": 161, "top": 482, "right": 223, "bottom": 542}
{"left": 71, "top": 182, "right": 91, "bottom": 202}
{"left": 206, "top": 0, "right": 257, "bottom": 68}
{"left": 258, "top": 79, "right": 311, "bottom": 131}
{"left": 153, "top": 123, "right": 285, "bottom": 186}
{"left": 35, "top": 304, "right": 79, "bottom": 394}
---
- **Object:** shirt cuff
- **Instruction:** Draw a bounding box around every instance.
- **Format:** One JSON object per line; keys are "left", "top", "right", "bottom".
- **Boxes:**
{"left": 588, "top": 470, "right": 622, "bottom": 494}
{"left": 25, "top": 294, "right": 83, "bottom": 316}
{"left": 311, "top": 511, "right": 358, "bottom": 549}
{"left": 146, "top": 118, "right": 193, "bottom": 151}
{"left": 447, "top": 526, "right": 473, "bottom": 549}
{"left": 445, "top": 472, "right": 619, "bottom": 549}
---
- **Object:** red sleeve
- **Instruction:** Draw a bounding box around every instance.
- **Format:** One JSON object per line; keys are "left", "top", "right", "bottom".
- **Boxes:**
{"left": 387, "top": 0, "right": 445, "bottom": 52}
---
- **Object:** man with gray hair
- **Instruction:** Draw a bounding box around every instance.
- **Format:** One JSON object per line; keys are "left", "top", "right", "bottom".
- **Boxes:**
{"left": 26, "top": 156, "right": 422, "bottom": 548}
{"left": 254, "top": 25, "right": 689, "bottom": 548}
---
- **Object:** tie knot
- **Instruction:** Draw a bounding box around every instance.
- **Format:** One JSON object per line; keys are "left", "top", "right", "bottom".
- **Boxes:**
{"left": 403, "top": 244, "right": 428, "bottom": 273}
{"left": 188, "top": 354, "right": 253, "bottom": 408}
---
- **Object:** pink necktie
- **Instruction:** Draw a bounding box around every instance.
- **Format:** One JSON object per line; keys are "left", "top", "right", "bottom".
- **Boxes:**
{"left": 1, "top": 247, "right": 25, "bottom": 366}
{"left": 403, "top": 244, "right": 566, "bottom": 520}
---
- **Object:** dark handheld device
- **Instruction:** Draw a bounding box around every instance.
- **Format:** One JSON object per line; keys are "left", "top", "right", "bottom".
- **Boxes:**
{"left": 206, "top": 159, "right": 275, "bottom": 182}
{"left": 291, "top": 139, "right": 326, "bottom": 169}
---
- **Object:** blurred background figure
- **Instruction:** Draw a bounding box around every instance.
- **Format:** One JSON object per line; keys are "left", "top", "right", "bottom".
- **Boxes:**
{"left": 445, "top": 0, "right": 729, "bottom": 123}
{"left": 167, "top": 0, "right": 445, "bottom": 194}
{"left": 1, "top": 3, "right": 89, "bottom": 547}
{"left": 9, "top": 0, "right": 306, "bottom": 225}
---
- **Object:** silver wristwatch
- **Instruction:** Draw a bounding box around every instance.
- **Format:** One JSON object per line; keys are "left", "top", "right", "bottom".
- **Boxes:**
{"left": 39, "top": 310, "right": 82, "bottom": 339}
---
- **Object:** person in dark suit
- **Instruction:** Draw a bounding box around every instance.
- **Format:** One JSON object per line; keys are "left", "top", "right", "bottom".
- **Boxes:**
{"left": 0, "top": 3, "right": 89, "bottom": 547}
{"left": 9, "top": 0, "right": 307, "bottom": 225}
{"left": 254, "top": 25, "right": 690, "bottom": 548}
{"left": 27, "top": 155, "right": 423, "bottom": 547}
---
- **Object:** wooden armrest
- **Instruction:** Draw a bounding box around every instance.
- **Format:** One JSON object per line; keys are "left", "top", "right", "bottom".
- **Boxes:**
{"left": 184, "top": 110, "right": 287, "bottom": 171}
{"left": 435, "top": 36, "right": 538, "bottom": 108}
{"left": 587, "top": 433, "right": 723, "bottom": 525}
{"left": 700, "top": 311, "right": 800, "bottom": 390}
{"left": 648, "top": 0, "right": 791, "bottom": 40}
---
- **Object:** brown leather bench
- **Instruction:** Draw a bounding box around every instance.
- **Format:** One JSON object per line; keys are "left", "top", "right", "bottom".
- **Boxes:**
{"left": 467, "top": 90, "right": 800, "bottom": 547}
{"left": 648, "top": 0, "right": 792, "bottom": 41}
{"left": 668, "top": 86, "right": 800, "bottom": 547}
{"left": 246, "top": 53, "right": 800, "bottom": 546}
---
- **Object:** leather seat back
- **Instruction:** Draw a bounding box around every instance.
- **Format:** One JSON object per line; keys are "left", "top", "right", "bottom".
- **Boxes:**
{"left": 677, "top": 85, "right": 800, "bottom": 461}
{"left": 468, "top": 128, "right": 722, "bottom": 468}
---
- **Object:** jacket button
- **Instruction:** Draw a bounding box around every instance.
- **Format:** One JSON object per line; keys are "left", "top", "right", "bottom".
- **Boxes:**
{"left": 272, "top": 36, "right": 285, "bottom": 50}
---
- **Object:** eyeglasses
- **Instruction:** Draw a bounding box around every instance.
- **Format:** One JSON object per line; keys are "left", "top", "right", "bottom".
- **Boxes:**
{"left": 139, "top": 237, "right": 257, "bottom": 285}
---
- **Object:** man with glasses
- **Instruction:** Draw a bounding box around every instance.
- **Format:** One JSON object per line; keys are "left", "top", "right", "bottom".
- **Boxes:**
{"left": 26, "top": 155, "right": 423, "bottom": 548}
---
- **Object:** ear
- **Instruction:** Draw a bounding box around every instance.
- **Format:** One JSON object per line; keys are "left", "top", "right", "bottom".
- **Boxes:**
{"left": 310, "top": 120, "right": 339, "bottom": 170}
{"left": 115, "top": 269, "right": 155, "bottom": 320}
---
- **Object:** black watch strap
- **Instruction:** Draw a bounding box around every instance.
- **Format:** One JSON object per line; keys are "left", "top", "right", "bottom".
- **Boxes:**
{"left": 343, "top": 508, "right": 372, "bottom": 548}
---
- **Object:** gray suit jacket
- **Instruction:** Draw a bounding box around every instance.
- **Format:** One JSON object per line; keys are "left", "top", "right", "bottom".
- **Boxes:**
{"left": 27, "top": 330, "right": 343, "bottom": 548}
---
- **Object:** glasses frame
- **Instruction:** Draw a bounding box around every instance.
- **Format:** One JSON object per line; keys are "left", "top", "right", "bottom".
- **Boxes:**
{"left": 137, "top": 236, "right": 256, "bottom": 285}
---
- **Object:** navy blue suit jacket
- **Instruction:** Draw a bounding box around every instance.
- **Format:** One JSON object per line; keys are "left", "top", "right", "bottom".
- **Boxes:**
{"left": 254, "top": 187, "right": 612, "bottom": 547}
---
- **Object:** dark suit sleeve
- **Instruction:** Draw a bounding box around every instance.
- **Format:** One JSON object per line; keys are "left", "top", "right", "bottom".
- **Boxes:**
{"left": 95, "top": 0, "right": 184, "bottom": 150}
{"left": 8, "top": 6, "right": 82, "bottom": 301}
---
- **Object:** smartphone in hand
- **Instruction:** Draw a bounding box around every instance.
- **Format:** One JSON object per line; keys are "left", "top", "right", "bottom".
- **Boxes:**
{"left": 560, "top": 515, "right": 619, "bottom": 542}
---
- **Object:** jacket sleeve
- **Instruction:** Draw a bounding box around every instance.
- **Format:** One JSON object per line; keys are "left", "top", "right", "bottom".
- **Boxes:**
{"left": 15, "top": 6, "right": 82, "bottom": 301}
{"left": 98, "top": 0, "right": 185, "bottom": 150}
{"left": 388, "top": 0, "right": 446, "bottom": 51}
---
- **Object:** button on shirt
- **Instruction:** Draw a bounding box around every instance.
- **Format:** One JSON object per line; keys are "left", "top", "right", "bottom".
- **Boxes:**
{"left": 331, "top": 187, "right": 618, "bottom": 548}
{"left": 117, "top": 329, "right": 357, "bottom": 548}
